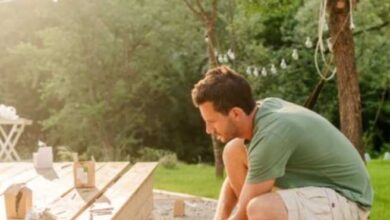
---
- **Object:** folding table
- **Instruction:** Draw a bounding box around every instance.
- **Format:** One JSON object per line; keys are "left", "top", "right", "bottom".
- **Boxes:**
{"left": 0, "top": 118, "right": 32, "bottom": 161}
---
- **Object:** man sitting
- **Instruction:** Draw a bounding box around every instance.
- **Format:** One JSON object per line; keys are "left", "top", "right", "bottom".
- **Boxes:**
{"left": 191, "top": 66, "right": 373, "bottom": 220}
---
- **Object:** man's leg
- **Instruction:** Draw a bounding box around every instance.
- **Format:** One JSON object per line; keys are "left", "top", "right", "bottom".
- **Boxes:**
{"left": 271, "top": 187, "right": 369, "bottom": 220}
{"left": 247, "top": 193, "right": 288, "bottom": 220}
{"left": 214, "top": 138, "right": 248, "bottom": 220}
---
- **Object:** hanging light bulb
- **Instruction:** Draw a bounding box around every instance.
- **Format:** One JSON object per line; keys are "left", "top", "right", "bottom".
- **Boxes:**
{"left": 261, "top": 67, "right": 267, "bottom": 77}
{"left": 271, "top": 64, "right": 277, "bottom": 75}
{"left": 280, "top": 59, "right": 287, "bottom": 69}
{"left": 218, "top": 54, "right": 224, "bottom": 63}
{"left": 223, "top": 54, "right": 229, "bottom": 63}
{"left": 253, "top": 67, "right": 259, "bottom": 77}
{"left": 323, "top": 22, "right": 329, "bottom": 32}
{"left": 305, "top": 37, "right": 313, "bottom": 48}
{"left": 326, "top": 38, "right": 333, "bottom": 52}
{"left": 246, "top": 66, "right": 252, "bottom": 75}
{"left": 227, "top": 49, "right": 235, "bottom": 60}
{"left": 292, "top": 49, "right": 299, "bottom": 60}
{"left": 350, "top": 22, "right": 355, "bottom": 29}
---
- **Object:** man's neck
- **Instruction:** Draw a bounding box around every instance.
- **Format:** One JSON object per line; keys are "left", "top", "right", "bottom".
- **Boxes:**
{"left": 242, "top": 106, "right": 258, "bottom": 141}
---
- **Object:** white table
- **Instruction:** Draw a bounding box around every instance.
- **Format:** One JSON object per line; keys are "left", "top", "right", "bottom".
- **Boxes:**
{"left": 0, "top": 118, "right": 32, "bottom": 161}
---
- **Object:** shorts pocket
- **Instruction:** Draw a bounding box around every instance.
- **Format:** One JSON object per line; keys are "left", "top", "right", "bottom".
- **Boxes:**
{"left": 296, "top": 187, "right": 333, "bottom": 217}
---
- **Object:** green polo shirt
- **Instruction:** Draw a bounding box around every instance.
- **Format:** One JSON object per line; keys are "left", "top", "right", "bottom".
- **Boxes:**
{"left": 246, "top": 98, "right": 373, "bottom": 208}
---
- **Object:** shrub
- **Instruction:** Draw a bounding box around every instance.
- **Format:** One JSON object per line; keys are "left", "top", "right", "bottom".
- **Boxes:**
{"left": 159, "top": 153, "right": 178, "bottom": 169}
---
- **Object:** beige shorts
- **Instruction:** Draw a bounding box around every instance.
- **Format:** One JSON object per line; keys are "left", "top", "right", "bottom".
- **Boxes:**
{"left": 276, "top": 187, "right": 370, "bottom": 220}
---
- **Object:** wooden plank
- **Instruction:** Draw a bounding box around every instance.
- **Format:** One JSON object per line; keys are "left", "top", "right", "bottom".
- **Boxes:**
{"left": 0, "top": 163, "right": 37, "bottom": 195}
{"left": 0, "top": 163, "right": 105, "bottom": 219}
{"left": 0, "top": 163, "right": 74, "bottom": 220}
{"left": 79, "top": 176, "right": 154, "bottom": 220}
{"left": 0, "top": 163, "right": 34, "bottom": 184}
{"left": 27, "top": 163, "right": 104, "bottom": 208}
{"left": 48, "top": 162, "right": 130, "bottom": 219}
{"left": 78, "top": 162, "right": 158, "bottom": 220}
{"left": 0, "top": 118, "right": 32, "bottom": 125}
{"left": 0, "top": 163, "right": 13, "bottom": 173}
{"left": 130, "top": 178, "right": 154, "bottom": 220}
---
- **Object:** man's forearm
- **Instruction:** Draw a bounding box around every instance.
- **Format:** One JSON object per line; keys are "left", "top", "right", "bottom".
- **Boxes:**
{"left": 227, "top": 197, "right": 249, "bottom": 220}
{"left": 227, "top": 188, "right": 251, "bottom": 220}
{"left": 228, "top": 179, "right": 276, "bottom": 220}
{"left": 214, "top": 178, "right": 238, "bottom": 220}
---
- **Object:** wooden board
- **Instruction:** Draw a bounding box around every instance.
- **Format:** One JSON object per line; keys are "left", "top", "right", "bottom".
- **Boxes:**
{"left": 0, "top": 163, "right": 74, "bottom": 220}
{"left": 0, "top": 163, "right": 35, "bottom": 187}
{"left": 0, "top": 163, "right": 13, "bottom": 173}
{"left": 28, "top": 163, "right": 105, "bottom": 209}
{"left": 78, "top": 162, "right": 158, "bottom": 220}
{"left": 0, "top": 163, "right": 106, "bottom": 220}
{"left": 48, "top": 162, "right": 130, "bottom": 219}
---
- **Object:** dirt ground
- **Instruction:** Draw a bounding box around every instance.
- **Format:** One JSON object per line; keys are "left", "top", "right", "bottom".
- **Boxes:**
{"left": 151, "top": 190, "right": 218, "bottom": 220}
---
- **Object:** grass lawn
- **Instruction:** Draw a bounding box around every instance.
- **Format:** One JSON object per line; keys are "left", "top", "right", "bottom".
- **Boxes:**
{"left": 367, "top": 160, "right": 390, "bottom": 220}
{"left": 154, "top": 163, "right": 224, "bottom": 198}
{"left": 154, "top": 160, "right": 390, "bottom": 219}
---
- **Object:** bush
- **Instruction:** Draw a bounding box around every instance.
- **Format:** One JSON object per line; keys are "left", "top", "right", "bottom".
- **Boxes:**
{"left": 159, "top": 153, "right": 178, "bottom": 169}
{"left": 137, "top": 147, "right": 165, "bottom": 161}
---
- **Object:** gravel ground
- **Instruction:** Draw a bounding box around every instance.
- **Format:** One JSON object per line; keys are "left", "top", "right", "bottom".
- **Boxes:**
{"left": 151, "top": 190, "right": 218, "bottom": 220}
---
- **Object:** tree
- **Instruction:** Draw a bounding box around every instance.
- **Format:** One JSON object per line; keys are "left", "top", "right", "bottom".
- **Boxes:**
{"left": 183, "top": 0, "right": 225, "bottom": 178}
{"left": 328, "top": 0, "right": 364, "bottom": 158}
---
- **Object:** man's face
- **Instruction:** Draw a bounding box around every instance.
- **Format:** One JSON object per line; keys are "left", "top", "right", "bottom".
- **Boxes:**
{"left": 198, "top": 102, "right": 240, "bottom": 143}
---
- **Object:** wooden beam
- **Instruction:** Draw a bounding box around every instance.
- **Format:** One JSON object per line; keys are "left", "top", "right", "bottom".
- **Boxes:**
{"left": 77, "top": 162, "right": 158, "bottom": 220}
{"left": 0, "top": 163, "right": 80, "bottom": 220}
{"left": 48, "top": 162, "right": 129, "bottom": 219}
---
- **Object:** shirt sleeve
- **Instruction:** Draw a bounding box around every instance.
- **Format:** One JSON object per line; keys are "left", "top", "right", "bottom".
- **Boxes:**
{"left": 246, "top": 133, "right": 295, "bottom": 184}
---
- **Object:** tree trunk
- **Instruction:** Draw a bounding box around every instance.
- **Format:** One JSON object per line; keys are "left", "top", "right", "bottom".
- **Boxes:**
{"left": 207, "top": 22, "right": 225, "bottom": 178}
{"left": 212, "top": 135, "right": 224, "bottom": 177}
{"left": 183, "top": 0, "right": 224, "bottom": 177}
{"left": 328, "top": 0, "right": 364, "bottom": 159}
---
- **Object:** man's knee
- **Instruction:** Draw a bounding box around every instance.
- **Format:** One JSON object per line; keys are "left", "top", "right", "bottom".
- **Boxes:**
{"left": 247, "top": 193, "right": 287, "bottom": 220}
{"left": 246, "top": 195, "right": 272, "bottom": 219}
{"left": 222, "top": 138, "right": 246, "bottom": 165}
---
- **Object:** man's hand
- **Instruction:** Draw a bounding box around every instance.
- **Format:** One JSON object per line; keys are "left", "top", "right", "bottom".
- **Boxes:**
{"left": 228, "top": 179, "right": 275, "bottom": 220}
{"left": 213, "top": 178, "right": 238, "bottom": 220}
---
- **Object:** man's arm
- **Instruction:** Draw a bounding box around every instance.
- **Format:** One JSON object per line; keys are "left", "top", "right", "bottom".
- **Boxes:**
{"left": 214, "top": 178, "right": 238, "bottom": 220}
{"left": 228, "top": 179, "right": 275, "bottom": 220}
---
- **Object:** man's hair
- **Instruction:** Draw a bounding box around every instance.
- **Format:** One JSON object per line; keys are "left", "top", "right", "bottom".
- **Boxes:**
{"left": 191, "top": 65, "right": 256, "bottom": 115}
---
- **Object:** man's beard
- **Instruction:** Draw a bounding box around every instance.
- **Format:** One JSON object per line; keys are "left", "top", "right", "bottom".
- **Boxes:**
{"left": 219, "top": 120, "right": 240, "bottom": 143}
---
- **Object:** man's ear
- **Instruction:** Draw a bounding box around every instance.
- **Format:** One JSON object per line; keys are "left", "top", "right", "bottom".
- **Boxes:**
{"left": 229, "top": 107, "right": 245, "bottom": 119}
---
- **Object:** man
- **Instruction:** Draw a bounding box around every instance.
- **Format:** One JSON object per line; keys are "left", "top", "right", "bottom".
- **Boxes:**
{"left": 191, "top": 66, "right": 373, "bottom": 220}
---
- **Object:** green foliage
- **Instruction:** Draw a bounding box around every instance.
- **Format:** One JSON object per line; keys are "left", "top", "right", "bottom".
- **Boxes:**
{"left": 137, "top": 147, "right": 178, "bottom": 169}
{"left": 226, "top": 0, "right": 389, "bottom": 151}
{"left": 137, "top": 147, "right": 171, "bottom": 161}
{"left": 56, "top": 146, "right": 74, "bottom": 161}
{"left": 159, "top": 154, "right": 178, "bottom": 169}
{"left": 0, "top": 0, "right": 211, "bottom": 162}
{"left": 0, "top": 0, "right": 388, "bottom": 162}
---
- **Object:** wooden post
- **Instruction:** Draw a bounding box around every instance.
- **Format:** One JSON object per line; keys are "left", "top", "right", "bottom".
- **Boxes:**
{"left": 173, "top": 199, "right": 185, "bottom": 217}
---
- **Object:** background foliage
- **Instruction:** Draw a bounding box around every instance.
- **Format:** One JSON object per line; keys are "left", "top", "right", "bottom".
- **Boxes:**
{"left": 0, "top": 0, "right": 388, "bottom": 162}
